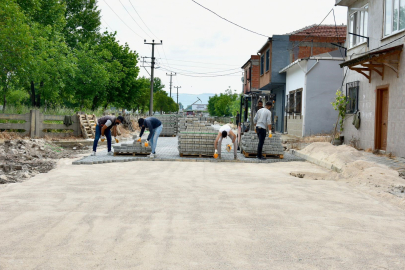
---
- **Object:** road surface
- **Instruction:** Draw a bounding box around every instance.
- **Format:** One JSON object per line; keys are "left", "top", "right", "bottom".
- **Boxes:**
{"left": 0, "top": 159, "right": 404, "bottom": 269}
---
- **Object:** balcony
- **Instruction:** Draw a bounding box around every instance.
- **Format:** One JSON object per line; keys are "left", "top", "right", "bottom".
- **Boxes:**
{"left": 335, "top": 0, "right": 358, "bottom": 6}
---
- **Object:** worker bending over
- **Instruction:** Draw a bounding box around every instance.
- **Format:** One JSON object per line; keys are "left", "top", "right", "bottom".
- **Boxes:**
{"left": 138, "top": 117, "right": 163, "bottom": 158}
{"left": 254, "top": 101, "right": 272, "bottom": 160}
{"left": 214, "top": 124, "right": 238, "bottom": 160}
{"left": 92, "top": 115, "right": 124, "bottom": 156}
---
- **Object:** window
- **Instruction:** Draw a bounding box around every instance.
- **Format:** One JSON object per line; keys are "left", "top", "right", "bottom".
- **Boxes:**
{"left": 260, "top": 55, "right": 264, "bottom": 75}
{"left": 294, "top": 91, "right": 302, "bottom": 113}
{"left": 346, "top": 81, "right": 359, "bottom": 113}
{"left": 286, "top": 89, "right": 302, "bottom": 114}
{"left": 350, "top": 4, "right": 368, "bottom": 47}
{"left": 385, "top": 0, "right": 405, "bottom": 36}
{"left": 265, "top": 49, "right": 270, "bottom": 71}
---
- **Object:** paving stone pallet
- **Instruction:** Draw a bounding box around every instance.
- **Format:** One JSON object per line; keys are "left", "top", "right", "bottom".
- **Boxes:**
{"left": 113, "top": 135, "right": 151, "bottom": 155}
{"left": 154, "top": 114, "right": 179, "bottom": 136}
{"left": 178, "top": 120, "right": 217, "bottom": 157}
{"left": 177, "top": 116, "right": 215, "bottom": 133}
{"left": 241, "top": 131, "right": 284, "bottom": 158}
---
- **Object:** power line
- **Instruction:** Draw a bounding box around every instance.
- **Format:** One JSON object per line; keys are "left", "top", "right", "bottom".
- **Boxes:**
{"left": 156, "top": 57, "right": 239, "bottom": 67}
{"left": 159, "top": 65, "right": 240, "bottom": 74}
{"left": 289, "top": 8, "right": 334, "bottom": 52}
{"left": 191, "top": 0, "right": 269, "bottom": 37}
{"left": 102, "top": 0, "right": 143, "bottom": 38}
{"left": 160, "top": 67, "right": 241, "bottom": 77}
{"left": 157, "top": 62, "right": 240, "bottom": 69}
{"left": 332, "top": 9, "right": 346, "bottom": 59}
{"left": 118, "top": 0, "right": 153, "bottom": 39}
{"left": 128, "top": 0, "right": 159, "bottom": 39}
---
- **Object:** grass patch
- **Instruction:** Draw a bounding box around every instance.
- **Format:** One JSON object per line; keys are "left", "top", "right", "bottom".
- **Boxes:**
{"left": 43, "top": 120, "right": 63, "bottom": 124}
{"left": 0, "top": 119, "right": 26, "bottom": 124}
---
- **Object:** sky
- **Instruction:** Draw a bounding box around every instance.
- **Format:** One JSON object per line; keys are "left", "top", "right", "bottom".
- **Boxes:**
{"left": 97, "top": 0, "right": 348, "bottom": 97}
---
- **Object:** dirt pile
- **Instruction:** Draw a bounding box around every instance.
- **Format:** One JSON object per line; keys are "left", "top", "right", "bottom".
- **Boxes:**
{"left": 292, "top": 142, "right": 405, "bottom": 204}
{"left": 0, "top": 139, "right": 84, "bottom": 184}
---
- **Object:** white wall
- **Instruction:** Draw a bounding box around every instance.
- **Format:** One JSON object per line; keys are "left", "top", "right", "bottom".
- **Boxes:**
{"left": 341, "top": 0, "right": 405, "bottom": 157}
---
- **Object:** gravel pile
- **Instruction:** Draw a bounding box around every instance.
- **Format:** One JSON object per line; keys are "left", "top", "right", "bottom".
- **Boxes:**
{"left": 0, "top": 139, "right": 85, "bottom": 184}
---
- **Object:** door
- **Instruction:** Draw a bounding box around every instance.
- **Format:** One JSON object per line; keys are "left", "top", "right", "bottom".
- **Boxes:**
{"left": 375, "top": 88, "right": 389, "bottom": 151}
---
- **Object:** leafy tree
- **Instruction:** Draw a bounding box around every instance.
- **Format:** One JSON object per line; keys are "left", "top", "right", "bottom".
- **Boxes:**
{"left": 16, "top": 0, "right": 66, "bottom": 30}
{"left": 63, "top": 0, "right": 101, "bottom": 48}
{"left": 68, "top": 43, "right": 109, "bottom": 109}
{"left": 208, "top": 88, "right": 238, "bottom": 116}
{"left": 153, "top": 77, "right": 165, "bottom": 93}
{"left": 0, "top": 0, "right": 32, "bottom": 111}
{"left": 22, "top": 24, "right": 75, "bottom": 107}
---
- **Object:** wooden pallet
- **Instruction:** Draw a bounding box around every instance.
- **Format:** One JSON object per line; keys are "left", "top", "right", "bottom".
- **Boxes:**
{"left": 160, "top": 134, "right": 177, "bottom": 137}
{"left": 242, "top": 150, "right": 283, "bottom": 159}
{"left": 78, "top": 114, "right": 97, "bottom": 139}
{"left": 179, "top": 153, "right": 213, "bottom": 158}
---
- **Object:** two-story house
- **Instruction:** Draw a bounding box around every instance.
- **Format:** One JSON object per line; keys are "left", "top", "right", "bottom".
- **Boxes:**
{"left": 255, "top": 25, "right": 346, "bottom": 133}
{"left": 336, "top": 0, "right": 405, "bottom": 157}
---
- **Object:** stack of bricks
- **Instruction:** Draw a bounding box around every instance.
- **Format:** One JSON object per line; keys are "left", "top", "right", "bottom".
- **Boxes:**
{"left": 241, "top": 131, "right": 284, "bottom": 156}
{"left": 153, "top": 114, "right": 178, "bottom": 136}
{"left": 113, "top": 135, "right": 151, "bottom": 155}
{"left": 177, "top": 120, "right": 217, "bottom": 157}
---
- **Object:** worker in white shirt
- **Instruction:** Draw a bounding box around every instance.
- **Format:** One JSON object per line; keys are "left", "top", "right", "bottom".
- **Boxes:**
{"left": 254, "top": 101, "right": 272, "bottom": 160}
{"left": 214, "top": 124, "right": 237, "bottom": 160}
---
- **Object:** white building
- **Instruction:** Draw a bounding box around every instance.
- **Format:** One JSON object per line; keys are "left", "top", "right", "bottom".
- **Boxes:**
{"left": 279, "top": 52, "right": 344, "bottom": 137}
{"left": 336, "top": 0, "right": 405, "bottom": 157}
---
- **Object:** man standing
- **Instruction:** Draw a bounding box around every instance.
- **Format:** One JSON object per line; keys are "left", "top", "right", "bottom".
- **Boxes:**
{"left": 236, "top": 111, "right": 240, "bottom": 127}
{"left": 92, "top": 115, "right": 124, "bottom": 156}
{"left": 254, "top": 101, "right": 272, "bottom": 160}
{"left": 137, "top": 117, "right": 163, "bottom": 158}
{"left": 257, "top": 100, "right": 263, "bottom": 110}
{"left": 214, "top": 124, "right": 238, "bottom": 160}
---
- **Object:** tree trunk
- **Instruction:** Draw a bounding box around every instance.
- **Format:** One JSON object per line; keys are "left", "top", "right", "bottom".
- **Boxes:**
{"left": 91, "top": 95, "right": 99, "bottom": 111}
{"left": 2, "top": 93, "right": 6, "bottom": 112}
{"left": 31, "top": 81, "right": 36, "bottom": 107}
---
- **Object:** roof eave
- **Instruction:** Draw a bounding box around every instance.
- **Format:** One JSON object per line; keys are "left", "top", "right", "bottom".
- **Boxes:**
{"left": 257, "top": 37, "right": 272, "bottom": 54}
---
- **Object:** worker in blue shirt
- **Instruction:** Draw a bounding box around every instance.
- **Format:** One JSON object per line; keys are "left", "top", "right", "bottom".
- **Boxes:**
{"left": 137, "top": 117, "right": 163, "bottom": 158}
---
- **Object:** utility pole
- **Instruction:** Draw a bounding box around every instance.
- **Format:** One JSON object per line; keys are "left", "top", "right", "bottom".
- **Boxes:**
{"left": 166, "top": 72, "right": 176, "bottom": 98}
{"left": 174, "top": 86, "right": 181, "bottom": 112}
{"left": 144, "top": 40, "right": 162, "bottom": 116}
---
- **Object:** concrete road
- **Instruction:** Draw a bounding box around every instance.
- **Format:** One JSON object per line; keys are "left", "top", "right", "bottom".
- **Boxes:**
{"left": 0, "top": 160, "right": 404, "bottom": 270}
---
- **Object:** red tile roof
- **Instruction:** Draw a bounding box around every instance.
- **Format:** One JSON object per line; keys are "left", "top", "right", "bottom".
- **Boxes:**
{"left": 289, "top": 24, "right": 347, "bottom": 37}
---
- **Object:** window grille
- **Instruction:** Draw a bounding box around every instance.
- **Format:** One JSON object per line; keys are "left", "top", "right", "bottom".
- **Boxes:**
{"left": 346, "top": 81, "right": 359, "bottom": 113}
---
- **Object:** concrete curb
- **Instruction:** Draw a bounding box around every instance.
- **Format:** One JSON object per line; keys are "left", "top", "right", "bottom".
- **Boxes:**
{"left": 290, "top": 150, "right": 342, "bottom": 173}
{"left": 72, "top": 154, "right": 305, "bottom": 165}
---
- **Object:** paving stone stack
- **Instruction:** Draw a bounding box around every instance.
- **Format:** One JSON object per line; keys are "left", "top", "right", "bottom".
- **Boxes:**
{"left": 177, "top": 120, "right": 217, "bottom": 156}
{"left": 154, "top": 114, "right": 178, "bottom": 136}
{"left": 113, "top": 135, "right": 151, "bottom": 155}
{"left": 241, "top": 131, "right": 284, "bottom": 156}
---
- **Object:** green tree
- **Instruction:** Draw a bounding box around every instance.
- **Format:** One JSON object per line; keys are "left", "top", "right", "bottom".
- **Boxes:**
{"left": 153, "top": 77, "right": 165, "bottom": 93}
{"left": 0, "top": 0, "right": 32, "bottom": 111}
{"left": 208, "top": 88, "right": 238, "bottom": 116}
{"left": 68, "top": 43, "right": 109, "bottom": 109}
{"left": 63, "top": 0, "right": 101, "bottom": 48}
{"left": 16, "top": 0, "right": 66, "bottom": 30}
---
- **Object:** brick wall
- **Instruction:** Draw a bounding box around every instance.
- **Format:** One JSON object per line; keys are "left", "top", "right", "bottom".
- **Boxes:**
{"left": 290, "top": 32, "right": 346, "bottom": 62}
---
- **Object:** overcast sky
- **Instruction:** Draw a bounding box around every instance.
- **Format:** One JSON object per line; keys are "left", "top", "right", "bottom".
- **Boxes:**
{"left": 97, "top": 0, "right": 348, "bottom": 96}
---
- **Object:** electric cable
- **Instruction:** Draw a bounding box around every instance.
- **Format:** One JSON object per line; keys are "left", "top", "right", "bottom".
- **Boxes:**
{"left": 191, "top": 0, "right": 269, "bottom": 37}
{"left": 159, "top": 65, "right": 240, "bottom": 74}
{"left": 128, "top": 0, "right": 159, "bottom": 39}
{"left": 159, "top": 67, "right": 241, "bottom": 77}
{"left": 102, "top": 0, "right": 143, "bottom": 38}
{"left": 119, "top": 0, "right": 153, "bottom": 39}
{"left": 289, "top": 8, "right": 334, "bottom": 52}
{"left": 155, "top": 57, "right": 239, "bottom": 67}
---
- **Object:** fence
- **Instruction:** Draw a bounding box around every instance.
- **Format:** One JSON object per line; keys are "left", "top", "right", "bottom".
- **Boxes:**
{"left": 0, "top": 110, "right": 81, "bottom": 138}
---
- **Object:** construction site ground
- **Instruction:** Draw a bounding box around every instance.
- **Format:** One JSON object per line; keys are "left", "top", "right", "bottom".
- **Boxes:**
{"left": 73, "top": 136, "right": 302, "bottom": 165}
{"left": 1, "top": 158, "right": 405, "bottom": 269}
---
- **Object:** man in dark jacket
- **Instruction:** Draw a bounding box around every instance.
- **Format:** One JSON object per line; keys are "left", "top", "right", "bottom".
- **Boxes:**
{"left": 137, "top": 117, "right": 163, "bottom": 158}
{"left": 92, "top": 115, "right": 124, "bottom": 156}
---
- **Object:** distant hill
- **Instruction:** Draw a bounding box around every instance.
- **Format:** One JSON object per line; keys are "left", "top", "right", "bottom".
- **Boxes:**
{"left": 176, "top": 93, "right": 215, "bottom": 108}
